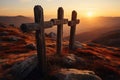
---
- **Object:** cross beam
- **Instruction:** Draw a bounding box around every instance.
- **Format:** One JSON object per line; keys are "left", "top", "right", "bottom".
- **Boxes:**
{"left": 51, "top": 19, "right": 68, "bottom": 25}
{"left": 68, "top": 10, "right": 80, "bottom": 50}
{"left": 20, "top": 21, "right": 53, "bottom": 32}
{"left": 20, "top": 19, "right": 68, "bottom": 33}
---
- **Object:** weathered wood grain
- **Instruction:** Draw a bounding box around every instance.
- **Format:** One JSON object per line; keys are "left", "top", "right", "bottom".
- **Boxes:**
{"left": 34, "top": 5, "right": 47, "bottom": 76}
{"left": 69, "top": 11, "right": 80, "bottom": 50}
{"left": 51, "top": 19, "right": 68, "bottom": 25}
{"left": 56, "top": 7, "right": 64, "bottom": 55}
{"left": 20, "top": 21, "right": 53, "bottom": 32}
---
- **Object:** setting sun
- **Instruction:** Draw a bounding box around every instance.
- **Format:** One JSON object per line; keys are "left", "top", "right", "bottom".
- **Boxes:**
{"left": 87, "top": 11, "right": 93, "bottom": 17}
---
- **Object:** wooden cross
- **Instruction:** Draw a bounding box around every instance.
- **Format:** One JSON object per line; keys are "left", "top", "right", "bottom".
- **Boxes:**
{"left": 20, "top": 5, "right": 52, "bottom": 77}
{"left": 51, "top": 7, "right": 68, "bottom": 55}
{"left": 68, "top": 10, "right": 80, "bottom": 50}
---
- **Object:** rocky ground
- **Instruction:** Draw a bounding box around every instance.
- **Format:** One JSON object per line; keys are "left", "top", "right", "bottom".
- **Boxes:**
{"left": 0, "top": 24, "right": 120, "bottom": 80}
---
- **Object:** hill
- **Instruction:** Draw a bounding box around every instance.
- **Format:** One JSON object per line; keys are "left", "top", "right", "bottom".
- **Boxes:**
{"left": 1, "top": 16, "right": 120, "bottom": 37}
{"left": 0, "top": 23, "right": 120, "bottom": 80}
{"left": 64, "top": 17, "right": 120, "bottom": 41}
{"left": 92, "top": 30, "right": 120, "bottom": 47}
{"left": 0, "top": 16, "right": 33, "bottom": 27}
{"left": 74, "top": 17, "right": 120, "bottom": 35}
{"left": 65, "top": 26, "right": 120, "bottom": 43}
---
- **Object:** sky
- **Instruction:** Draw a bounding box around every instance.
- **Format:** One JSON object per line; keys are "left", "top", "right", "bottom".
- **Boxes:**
{"left": 0, "top": 0, "right": 120, "bottom": 18}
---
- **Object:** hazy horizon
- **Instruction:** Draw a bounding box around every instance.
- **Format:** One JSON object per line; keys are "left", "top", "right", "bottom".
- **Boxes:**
{"left": 1, "top": 15, "right": 120, "bottom": 18}
{"left": 0, "top": 0, "right": 120, "bottom": 18}
{"left": 0, "top": 0, "right": 120, "bottom": 38}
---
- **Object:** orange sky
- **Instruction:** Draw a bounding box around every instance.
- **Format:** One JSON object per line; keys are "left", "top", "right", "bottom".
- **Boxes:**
{"left": 0, "top": 0, "right": 120, "bottom": 18}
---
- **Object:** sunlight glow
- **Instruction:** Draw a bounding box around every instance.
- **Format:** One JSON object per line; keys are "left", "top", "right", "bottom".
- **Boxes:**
{"left": 87, "top": 11, "right": 93, "bottom": 17}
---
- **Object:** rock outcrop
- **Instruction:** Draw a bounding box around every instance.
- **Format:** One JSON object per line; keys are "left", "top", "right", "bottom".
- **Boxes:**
{"left": 48, "top": 32, "right": 56, "bottom": 39}
{"left": 53, "top": 69, "right": 102, "bottom": 80}
{"left": 25, "top": 43, "right": 36, "bottom": 50}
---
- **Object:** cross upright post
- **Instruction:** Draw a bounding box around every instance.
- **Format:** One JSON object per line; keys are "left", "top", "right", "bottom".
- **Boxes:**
{"left": 68, "top": 10, "right": 80, "bottom": 50}
{"left": 57, "top": 7, "right": 64, "bottom": 55}
{"left": 34, "top": 5, "right": 47, "bottom": 77}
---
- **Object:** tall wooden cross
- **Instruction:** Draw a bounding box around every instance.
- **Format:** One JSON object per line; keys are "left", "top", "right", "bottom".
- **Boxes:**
{"left": 68, "top": 11, "right": 80, "bottom": 50}
{"left": 20, "top": 5, "right": 53, "bottom": 77}
{"left": 51, "top": 7, "right": 68, "bottom": 55}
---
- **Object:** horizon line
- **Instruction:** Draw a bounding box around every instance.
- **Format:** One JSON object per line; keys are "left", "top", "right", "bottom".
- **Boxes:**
{"left": 1, "top": 15, "right": 120, "bottom": 18}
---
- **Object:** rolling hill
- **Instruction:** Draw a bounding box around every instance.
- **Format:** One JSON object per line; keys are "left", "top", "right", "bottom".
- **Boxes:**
{"left": 1, "top": 16, "right": 120, "bottom": 37}
{"left": 0, "top": 15, "right": 33, "bottom": 27}
{"left": 0, "top": 22, "right": 120, "bottom": 80}
{"left": 65, "top": 25, "right": 120, "bottom": 43}
{"left": 92, "top": 30, "right": 120, "bottom": 47}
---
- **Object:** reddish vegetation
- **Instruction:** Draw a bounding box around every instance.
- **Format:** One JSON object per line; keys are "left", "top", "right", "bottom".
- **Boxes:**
{"left": 0, "top": 26, "right": 36, "bottom": 78}
{"left": 0, "top": 25, "right": 120, "bottom": 80}
{"left": 74, "top": 45, "right": 120, "bottom": 80}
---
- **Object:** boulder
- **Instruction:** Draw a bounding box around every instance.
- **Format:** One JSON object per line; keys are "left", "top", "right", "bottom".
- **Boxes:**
{"left": 11, "top": 56, "right": 38, "bottom": 80}
{"left": 0, "top": 31, "right": 9, "bottom": 36}
{"left": 87, "top": 42, "right": 96, "bottom": 47}
{"left": 8, "top": 36, "right": 20, "bottom": 42}
{"left": 62, "top": 54, "right": 86, "bottom": 67}
{"left": 9, "top": 24, "right": 15, "bottom": 27}
{"left": 53, "top": 68, "right": 102, "bottom": 80}
{"left": 74, "top": 41, "right": 84, "bottom": 49}
{"left": 48, "top": 32, "right": 56, "bottom": 39}
{"left": 0, "top": 23, "right": 7, "bottom": 28}
{"left": 62, "top": 54, "right": 76, "bottom": 66}
{"left": 25, "top": 43, "right": 36, "bottom": 50}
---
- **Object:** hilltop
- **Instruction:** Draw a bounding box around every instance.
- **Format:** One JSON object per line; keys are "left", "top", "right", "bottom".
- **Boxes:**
{"left": 0, "top": 24, "right": 120, "bottom": 80}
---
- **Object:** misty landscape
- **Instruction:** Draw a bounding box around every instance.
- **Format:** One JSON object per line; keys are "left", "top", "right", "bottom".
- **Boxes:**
{"left": 0, "top": 15, "right": 120, "bottom": 80}
{"left": 1, "top": 15, "right": 120, "bottom": 45}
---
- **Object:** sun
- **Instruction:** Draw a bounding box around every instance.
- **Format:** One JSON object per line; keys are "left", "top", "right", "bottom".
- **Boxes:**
{"left": 87, "top": 11, "right": 93, "bottom": 17}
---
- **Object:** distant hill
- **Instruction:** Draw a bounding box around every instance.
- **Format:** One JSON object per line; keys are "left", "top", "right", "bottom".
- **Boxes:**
{"left": 0, "top": 15, "right": 33, "bottom": 27}
{"left": 65, "top": 25, "right": 120, "bottom": 43}
{"left": 80, "top": 26, "right": 119, "bottom": 42}
{"left": 76, "top": 17, "right": 120, "bottom": 34}
{"left": 64, "top": 17, "right": 120, "bottom": 42}
{"left": 1, "top": 16, "right": 120, "bottom": 37}
{"left": 92, "top": 30, "right": 120, "bottom": 47}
